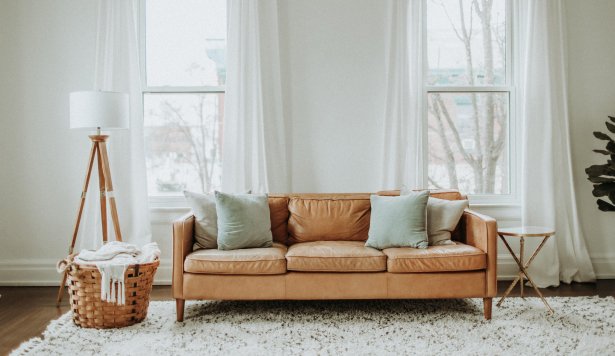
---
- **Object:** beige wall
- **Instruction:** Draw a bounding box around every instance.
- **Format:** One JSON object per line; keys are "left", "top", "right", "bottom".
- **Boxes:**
{"left": 0, "top": 0, "right": 613, "bottom": 284}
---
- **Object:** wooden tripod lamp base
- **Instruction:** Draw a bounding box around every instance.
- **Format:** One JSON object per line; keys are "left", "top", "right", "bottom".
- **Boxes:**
{"left": 57, "top": 91, "right": 130, "bottom": 306}
{"left": 56, "top": 135, "right": 124, "bottom": 305}
{"left": 74, "top": 135, "right": 123, "bottom": 251}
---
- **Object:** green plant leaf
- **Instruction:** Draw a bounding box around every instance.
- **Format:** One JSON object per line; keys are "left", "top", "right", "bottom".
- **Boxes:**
{"left": 589, "top": 116, "right": 615, "bottom": 212}
{"left": 586, "top": 164, "right": 615, "bottom": 178}
{"left": 588, "top": 176, "right": 615, "bottom": 183}
{"left": 594, "top": 131, "right": 613, "bottom": 141}
{"left": 597, "top": 199, "right": 615, "bottom": 211}
{"left": 592, "top": 183, "right": 615, "bottom": 197}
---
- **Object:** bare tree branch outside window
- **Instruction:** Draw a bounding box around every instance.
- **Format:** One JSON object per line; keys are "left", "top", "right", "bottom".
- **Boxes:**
{"left": 142, "top": 0, "right": 226, "bottom": 196}
{"left": 427, "top": 0, "right": 509, "bottom": 195}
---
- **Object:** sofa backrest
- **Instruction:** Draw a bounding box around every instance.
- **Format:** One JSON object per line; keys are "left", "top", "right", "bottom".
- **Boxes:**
{"left": 376, "top": 189, "right": 466, "bottom": 200}
{"left": 287, "top": 194, "right": 372, "bottom": 244}
{"left": 268, "top": 195, "right": 290, "bottom": 244}
{"left": 268, "top": 190, "right": 466, "bottom": 245}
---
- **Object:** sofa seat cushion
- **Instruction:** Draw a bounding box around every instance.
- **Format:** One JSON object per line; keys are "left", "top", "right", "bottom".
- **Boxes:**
{"left": 286, "top": 241, "right": 386, "bottom": 272}
{"left": 383, "top": 242, "right": 486, "bottom": 273}
{"left": 184, "top": 242, "right": 287, "bottom": 275}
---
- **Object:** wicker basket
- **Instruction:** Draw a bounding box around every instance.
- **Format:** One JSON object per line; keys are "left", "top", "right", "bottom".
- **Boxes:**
{"left": 66, "top": 258, "right": 159, "bottom": 328}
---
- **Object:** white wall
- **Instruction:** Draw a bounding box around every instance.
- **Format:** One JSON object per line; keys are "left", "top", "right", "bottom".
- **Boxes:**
{"left": 0, "top": 0, "right": 99, "bottom": 283}
{"left": 0, "top": 0, "right": 613, "bottom": 285}
{"left": 279, "top": 0, "right": 387, "bottom": 193}
{"left": 565, "top": 0, "right": 615, "bottom": 276}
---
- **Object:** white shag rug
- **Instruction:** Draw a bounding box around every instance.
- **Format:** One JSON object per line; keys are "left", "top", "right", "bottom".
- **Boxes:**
{"left": 12, "top": 297, "right": 615, "bottom": 355}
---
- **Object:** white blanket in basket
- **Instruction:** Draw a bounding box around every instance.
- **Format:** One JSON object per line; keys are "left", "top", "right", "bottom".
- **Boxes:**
{"left": 74, "top": 242, "right": 160, "bottom": 305}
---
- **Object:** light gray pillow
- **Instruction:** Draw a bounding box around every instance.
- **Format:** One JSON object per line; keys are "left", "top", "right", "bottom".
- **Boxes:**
{"left": 427, "top": 197, "right": 469, "bottom": 246}
{"left": 215, "top": 191, "right": 273, "bottom": 250}
{"left": 183, "top": 191, "right": 218, "bottom": 250}
{"left": 365, "top": 191, "right": 429, "bottom": 250}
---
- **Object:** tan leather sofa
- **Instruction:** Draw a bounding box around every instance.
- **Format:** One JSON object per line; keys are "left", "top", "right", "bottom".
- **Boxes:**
{"left": 172, "top": 190, "right": 497, "bottom": 321}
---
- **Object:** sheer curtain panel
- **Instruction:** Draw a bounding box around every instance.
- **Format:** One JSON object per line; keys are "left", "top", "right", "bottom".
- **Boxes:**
{"left": 79, "top": 0, "right": 151, "bottom": 249}
{"left": 519, "top": 0, "right": 595, "bottom": 287}
{"left": 222, "top": 0, "right": 289, "bottom": 193}
{"left": 381, "top": 0, "right": 424, "bottom": 190}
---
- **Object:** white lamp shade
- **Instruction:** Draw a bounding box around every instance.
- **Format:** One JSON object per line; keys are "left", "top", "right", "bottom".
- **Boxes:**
{"left": 69, "top": 91, "right": 129, "bottom": 130}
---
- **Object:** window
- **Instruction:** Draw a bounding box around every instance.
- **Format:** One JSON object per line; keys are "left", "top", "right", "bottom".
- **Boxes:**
{"left": 141, "top": 0, "right": 226, "bottom": 197}
{"left": 425, "top": 0, "right": 516, "bottom": 200}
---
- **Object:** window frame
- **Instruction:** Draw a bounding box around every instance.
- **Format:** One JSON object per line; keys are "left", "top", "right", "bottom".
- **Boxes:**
{"left": 139, "top": 0, "right": 226, "bottom": 208}
{"left": 422, "top": 0, "right": 520, "bottom": 206}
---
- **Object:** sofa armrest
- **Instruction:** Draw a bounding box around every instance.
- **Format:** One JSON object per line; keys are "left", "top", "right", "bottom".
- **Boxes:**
{"left": 463, "top": 209, "right": 498, "bottom": 297}
{"left": 172, "top": 213, "right": 195, "bottom": 299}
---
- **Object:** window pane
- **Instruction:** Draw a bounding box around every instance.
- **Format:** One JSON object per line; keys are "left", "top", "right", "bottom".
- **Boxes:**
{"left": 145, "top": 0, "right": 226, "bottom": 87}
{"left": 144, "top": 93, "right": 224, "bottom": 195}
{"left": 427, "top": 0, "right": 506, "bottom": 86}
{"left": 427, "top": 92, "right": 509, "bottom": 194}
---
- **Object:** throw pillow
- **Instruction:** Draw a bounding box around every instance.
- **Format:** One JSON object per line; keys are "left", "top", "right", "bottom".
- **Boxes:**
{"left": 427, "top": 197, "right": 469, "bottom": 245}
{"left": 400, "top": 188, "right": 469, "bottom": 245}
{"left": 183, "top": 191, "right": 218, "bottom": 250}
{"left": 365, "top": 191, "right": 429, "bottom": 250}
{"left": 215, "top": 191, "right": 273, "bottom": 250}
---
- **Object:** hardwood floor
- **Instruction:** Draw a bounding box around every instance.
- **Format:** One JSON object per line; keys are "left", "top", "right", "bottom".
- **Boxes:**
{"left": 2, "top": 281, "right": 614, "bottom": 355}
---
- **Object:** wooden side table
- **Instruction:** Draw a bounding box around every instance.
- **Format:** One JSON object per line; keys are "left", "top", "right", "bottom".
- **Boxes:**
{"left": 497, "top": 226, "right": 555, "bottom": 314}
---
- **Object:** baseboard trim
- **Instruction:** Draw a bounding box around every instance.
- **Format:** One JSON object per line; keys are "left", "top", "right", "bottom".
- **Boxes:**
{"left": 496, "top": 254, "right": 615, "bottom": 280}
{"left": 0, "top": 259, "right": 172, "bottom": 286}
{"left": 0, "top": 256, "right": 612, "bottom": 286}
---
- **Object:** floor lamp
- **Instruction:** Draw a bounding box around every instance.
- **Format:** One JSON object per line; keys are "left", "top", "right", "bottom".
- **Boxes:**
{"left": 56, "top": 91, "right": 130, "bottom": 305}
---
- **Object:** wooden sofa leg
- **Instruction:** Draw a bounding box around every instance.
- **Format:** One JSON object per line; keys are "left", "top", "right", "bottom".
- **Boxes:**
{"left": 483, "top": 297, "right": 492, "bottom": 320}
{"left": 176, "top": 299, "right": 185, "bottom": 322}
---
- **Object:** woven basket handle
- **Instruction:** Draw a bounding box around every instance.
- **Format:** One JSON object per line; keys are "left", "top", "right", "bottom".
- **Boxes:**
{"left": 56, "top": 255, "right": 76, "bottom": 274}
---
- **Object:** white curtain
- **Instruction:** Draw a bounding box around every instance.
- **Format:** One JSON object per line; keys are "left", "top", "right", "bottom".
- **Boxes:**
{"left": 79, "top": 0, "right": 151, "bottom": 249}
{"left": 519, "top": 0, "right": 595, "bottom": 287}
{"left": 381, "top": 0, "right": 424, "bottom": 191}
{"left": 222, "top": 0, "right": 289, "bottom": 194}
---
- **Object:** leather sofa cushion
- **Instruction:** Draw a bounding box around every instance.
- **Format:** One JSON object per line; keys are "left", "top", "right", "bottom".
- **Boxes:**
{"left": 286, "top": 241, "right": 386, "bottom": 272}
{"left": 269, "top": 195, "right": 289, "bottom": 244}
{"left": 377, "top": 189, "right": 465, "bottom": 201}
{"left": 383, "top": 242, "right": 486, "bottom": 273}
{"left": 184, "top": 242, "right": 287, "bottom": 275}
{"left": 287, "top": 194, "right": 371, "bottom": 244}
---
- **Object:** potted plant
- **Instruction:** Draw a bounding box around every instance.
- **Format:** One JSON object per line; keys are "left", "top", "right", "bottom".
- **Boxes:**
{"left": 586, "top": 116, "right": 615, "bottom": 211}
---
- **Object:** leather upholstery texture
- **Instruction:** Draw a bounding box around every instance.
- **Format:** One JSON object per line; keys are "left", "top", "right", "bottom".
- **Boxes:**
{"left": 184, "top": 242, "right": 287, "bottom": 275}
{"left": 268, "top": 195, "right": 290, "bottom": 244}
{"left": 463, "top": 209, "right": 498, "bottom": 297}
{"left": 377, "top": 189, "right": 466, "bottom": 201}
{"left": 286, "top": 241, "right": 386, "bottom": 272}
{"left": 183, "top": 273, "right": 286, "bottom": 300}
{"left": 287, "top": 195, "right": 371, "bottom": 244}
{"left": 383, "top": 242, "right": 486, "bottom": 273}
{"left": 285, "top": 272, "right": 388, "bottom": 299}
{"left": 387, "top": 271, "right": 485, "bottom": 298}
{"left": 181, "top": 271, "right": 485, "bottom": 300}
{"left": 172, "top": 213, "right": 194, "bottom": 299}
{"left": 172, "top": 190, "right": 497, "bottom": 303}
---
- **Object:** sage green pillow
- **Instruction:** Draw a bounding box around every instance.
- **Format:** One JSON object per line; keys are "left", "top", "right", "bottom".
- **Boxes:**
{"left": 365, "top": 191, "right": 429, "bottom": 250}
{"left": 214, "top": 191, "right": 273, "bottom": 250}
